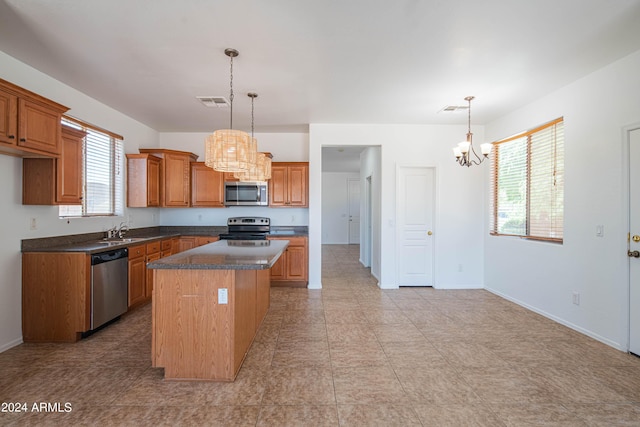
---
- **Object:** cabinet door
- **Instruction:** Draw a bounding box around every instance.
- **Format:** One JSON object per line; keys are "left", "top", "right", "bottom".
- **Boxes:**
{"left": 191, "top": 162, "right": 225, "bottom": 207}
{"left": 269, "top": 165, "right": 287, "bottom": 207}
{"left": 17, "top": 98, "right": 62, "bottom": 155}
{"left": 269, "top": 251, "right": 286, "bottom": 280}
{"left": 128, "top": 256, "right": 146, "bottom": 308}
{"left": 147, "top": 157, "right": 161, "bottom": 206}
{"left": 146, "top": 252, "right": 161, "bottom": 298}
{"left": 286, "top": 245, "right": 307, "bottom": 280}
{"left": 178, "top": 236, "right": 197, "bottom": 252}
{"left": 56, "top": 126, "right": 85, "bottom": 204}
{"left": 163, "top": 153, "right": 190, "bottom": 206}
{"left": 0, "top": 89, "right": 17, "bottom": 145}
{"left": 287, "top": 164, "right": 308, "bottom": 207}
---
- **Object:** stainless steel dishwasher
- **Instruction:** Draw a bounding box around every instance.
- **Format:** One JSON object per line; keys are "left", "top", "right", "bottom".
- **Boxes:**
{"left": 90, "top": 248, "right": 128, "bottom": 330}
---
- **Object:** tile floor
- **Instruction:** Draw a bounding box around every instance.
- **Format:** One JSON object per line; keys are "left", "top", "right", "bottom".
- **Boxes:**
{"left": 2, "top": 244, "right": 640, "bottom": 426}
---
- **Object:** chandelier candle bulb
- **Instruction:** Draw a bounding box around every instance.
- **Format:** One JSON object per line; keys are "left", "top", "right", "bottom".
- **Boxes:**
{"left": 458, "top": 141, "right": 470, "bottom": 154}
{"left": 451, "top": 96, "right": 490, "bottom": 167}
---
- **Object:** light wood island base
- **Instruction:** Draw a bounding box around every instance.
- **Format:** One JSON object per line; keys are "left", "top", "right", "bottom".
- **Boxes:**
{"left": 151, "top": 267, "right": 270, "bottom": 381}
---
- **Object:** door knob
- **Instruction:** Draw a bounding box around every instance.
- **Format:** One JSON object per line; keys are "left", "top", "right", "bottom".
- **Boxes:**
{"left": 633, "top": 235, "right": 640, "bottom": 243}
{"left": 628, "top": 250, "right": 640, "bottom": 258}
{"left": 427, "top": 231, "right": 433, "bottom": 236}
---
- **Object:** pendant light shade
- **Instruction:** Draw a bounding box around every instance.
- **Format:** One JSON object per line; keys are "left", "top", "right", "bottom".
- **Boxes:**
{"left": 204, "top": 48, "right": 254, "bottom": 172}
{"left": 204, "top": 129, "right": 252, "bottom": 172}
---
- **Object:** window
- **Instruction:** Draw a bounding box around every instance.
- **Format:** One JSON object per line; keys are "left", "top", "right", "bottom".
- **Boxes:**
{"left": 490, "top": 118, "right": 564, "bottom": 242}
{"left": 59, "top": 118, "right": 124, "bottom": 217}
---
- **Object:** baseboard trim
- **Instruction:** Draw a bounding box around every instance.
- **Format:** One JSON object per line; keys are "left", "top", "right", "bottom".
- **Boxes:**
{"left": 485, "top": 287, "right": 625, "bottom": 351}
{"left": 0, "top": 337, "right": 23, "bottom": 354}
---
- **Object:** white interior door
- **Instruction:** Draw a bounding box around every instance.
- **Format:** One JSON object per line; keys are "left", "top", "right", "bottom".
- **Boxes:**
{"left": 397, "top": 166, "right": 435, "bottom": 286}
{"left": 348, "top": 178, "right": 360, "bottom": 244}
{"left": 629, "top": 128, "right": 640, "bottom": 355}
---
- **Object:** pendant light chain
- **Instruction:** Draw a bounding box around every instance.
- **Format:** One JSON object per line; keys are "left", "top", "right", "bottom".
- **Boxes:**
{"left": 229, "top": 53, "right": 234, "bottom": 129}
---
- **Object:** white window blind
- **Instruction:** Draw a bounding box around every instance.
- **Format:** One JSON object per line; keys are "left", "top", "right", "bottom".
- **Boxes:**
{"left": 490, "top": 118, "right": 564, "bottom": 242}
{"left": 59, "top": 118, "right": 124, "bottom": 217}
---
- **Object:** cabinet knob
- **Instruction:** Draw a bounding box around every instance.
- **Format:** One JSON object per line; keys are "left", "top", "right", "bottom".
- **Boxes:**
{"left": 20, "top": 138, "right": 26, "bottom": 142}
{"left": 8, "top": 135, "right": 15, "bottom": 139}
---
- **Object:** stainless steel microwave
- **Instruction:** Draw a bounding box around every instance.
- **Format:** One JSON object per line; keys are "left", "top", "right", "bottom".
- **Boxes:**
{"left": 224, "top": 181, "right": 268, "bottom": 206}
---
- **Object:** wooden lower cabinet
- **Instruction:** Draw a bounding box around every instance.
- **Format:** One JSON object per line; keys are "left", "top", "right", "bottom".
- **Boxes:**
{"left": 145, "top": 241, "right": 161, "bottom": 299}
{"left": 176, "top": 236, "right": 219, "bottom": 253}
{"left": 152, "top": 268, "right": 270, "bottom": 380}
{"left": 267, "top": 236, "right": 308, "bottom": 287}
{"left": 22, "top": 252, "right": 90, "bottom": 342}
{"left": 128, "top": 244, "right": 147, "bottom": 308}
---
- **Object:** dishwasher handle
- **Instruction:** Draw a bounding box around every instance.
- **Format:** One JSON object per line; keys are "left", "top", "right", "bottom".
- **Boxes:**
{"left": 91, "top": 248, "right": 129, "bottom": 266}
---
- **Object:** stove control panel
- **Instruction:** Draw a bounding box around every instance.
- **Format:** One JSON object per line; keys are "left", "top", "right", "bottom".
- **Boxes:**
{"left": 227, "top": 217, "right": 270, "bottom": 225}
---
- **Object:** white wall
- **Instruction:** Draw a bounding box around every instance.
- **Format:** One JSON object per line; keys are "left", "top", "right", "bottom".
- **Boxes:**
{"left": 0, "top": 51, "right": 161, "bottom": 351}
{"left": 360, "top": 147, "right": 382, "bottom": 279}
{"left": 484, "top": 48, "right": 640, "bottom": 350}
{"left": 322, "top": 172, "right": 359, "bottom": 243}
{"left": 309, "top": 124, "right": 486, "bottom": 289}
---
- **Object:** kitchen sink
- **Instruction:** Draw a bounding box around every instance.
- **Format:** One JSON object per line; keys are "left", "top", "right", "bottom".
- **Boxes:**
{"left": 96, "top": 237, "right": 149, "bottom": 245}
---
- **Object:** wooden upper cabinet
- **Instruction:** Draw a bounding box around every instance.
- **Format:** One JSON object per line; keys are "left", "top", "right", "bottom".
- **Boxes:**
{"left": 191, "top": 162, "right": 225, "bottom": 207}
{"left": 0, "top": 78, "right": 68, "bottom": 157}
{"left": 126, "top": 153, "right": 161, "bottom": 207}
{"left": 139, "top": 149, "right": 198, "bottom": 207}
{"left": 22, "top": 125, "right": 86, "bottom": 205}
{"left": 269, "top": 162, "right": 308, "bottom": 207}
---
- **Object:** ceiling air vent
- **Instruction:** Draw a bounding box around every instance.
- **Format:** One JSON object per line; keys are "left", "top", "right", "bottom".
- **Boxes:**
{"left": 196, "top": 96, "right": 230, "bottom": 108}
{"left": 440, "top": 105, "right": 469, "bottom": 113}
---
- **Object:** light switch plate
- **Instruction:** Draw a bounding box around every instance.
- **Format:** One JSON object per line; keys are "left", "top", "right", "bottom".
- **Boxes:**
{"left": 218, "top": 288, "right": 228, "bottom": 304}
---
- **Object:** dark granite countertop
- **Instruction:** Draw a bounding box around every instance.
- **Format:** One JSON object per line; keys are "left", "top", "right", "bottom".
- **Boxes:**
{"left": 21, "top": 225, "right": 307, "bottom": 254}
{"left": 147, "top": 239, "right": 289, "bottom": 270}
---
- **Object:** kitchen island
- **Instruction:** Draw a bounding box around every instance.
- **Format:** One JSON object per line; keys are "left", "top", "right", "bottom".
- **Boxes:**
{"left": 147, "top": 239, "right": 288, "bottom": 381}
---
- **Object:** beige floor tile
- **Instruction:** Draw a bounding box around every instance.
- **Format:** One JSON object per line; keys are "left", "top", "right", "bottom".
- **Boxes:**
{"left": 563, "top": 403, "right": 640, "bottom": 426}
{"left": 380, "top": 339, "right": 450, "bottom": 368}
{"left": 457, "top": 366, "right": 555, "bottom": 404}
{"left": 277, "top": 322, "right": 328, "bottom": 343}
{"left": 329, "top": 340, "right": 389, "bottom": 368}
{"left": 332, "top": 365, "right": 405, "bottom": 404}
{"left": 262, "top": 367, "right": 335, "bottom": 405}
{"left": 337, "top": 404, "right": 422, "bottom": 426}
{"left": 370, "top": 323, "right": 428, "bottom": 343}
{"left": 326, "top": 322, "right": 378, "bottom": 344}
{"left": 412, "top": 403, "right": 507, "bottom": 427}
{"left": 257, "top": 405, "right": 339, "bottom": 427}
{"left": 394, "top": 366, "right": 482, "bottom": 404}
{"left": 489, "top": 403, "right": 589, "bottom": 426}
{"left": 271, "top": 339, "right": 331, "bottom": 368}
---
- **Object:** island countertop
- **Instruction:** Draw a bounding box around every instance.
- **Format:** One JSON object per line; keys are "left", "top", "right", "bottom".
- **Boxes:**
{"left": 147, "top": 239, "right": 289, "bottom": 270}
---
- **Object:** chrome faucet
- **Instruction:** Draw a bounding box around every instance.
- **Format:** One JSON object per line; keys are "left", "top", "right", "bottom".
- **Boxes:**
{"left": 117, "top": 222, "right": 129, "bottom": 239}
{"left": 105, "top": 226, "right": 118, "bottom": 239}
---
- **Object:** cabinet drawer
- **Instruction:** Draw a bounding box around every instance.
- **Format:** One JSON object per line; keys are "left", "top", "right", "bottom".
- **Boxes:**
{"left": 146, "top": 240, "right": 161, "bottom": 254}
{"left": 161, "top": 239, "right": 172, "bottom": 251}
{"left": 129, "top": 244, "right": 146, "bottom": 259}
{"left": 268, "top": 236, "right": 307, "bottom": 247}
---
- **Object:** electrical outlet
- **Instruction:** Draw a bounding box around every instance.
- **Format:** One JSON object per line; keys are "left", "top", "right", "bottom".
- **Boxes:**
{"left": 29, "top": 218, "right": 37, "bottom": 230}
{"left": 218, "top": 288, "right": 228, "bottom": 304}
{"left": 572, "top": 292, "right": 580, "bottom": 306}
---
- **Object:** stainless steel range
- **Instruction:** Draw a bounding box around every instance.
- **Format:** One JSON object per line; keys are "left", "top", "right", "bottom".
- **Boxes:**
{"left": 218, "top": 217, "right": 270, "bottom": 240}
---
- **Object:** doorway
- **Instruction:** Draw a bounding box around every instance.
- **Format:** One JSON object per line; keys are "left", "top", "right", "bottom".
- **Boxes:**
{"left": 348, "top": 178, "right": 360, "bottom": 244}
{"left": 629, "top": 127, "right": 640, "bottom": 355}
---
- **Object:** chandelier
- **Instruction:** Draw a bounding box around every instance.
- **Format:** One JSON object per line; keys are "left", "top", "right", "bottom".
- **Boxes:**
{"left": 234, "top": 93, "right": 272, "bottom": 181}
{"left": 204, "top": 48, "right": 255, "bottom": 172}
{"left": 452, "top": 96, "right": 492, "bottom": 167}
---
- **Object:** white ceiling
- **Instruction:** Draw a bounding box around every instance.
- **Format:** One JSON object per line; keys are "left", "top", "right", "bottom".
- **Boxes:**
{"left": 1, "top": 0, "right": 640, "bottom": 135}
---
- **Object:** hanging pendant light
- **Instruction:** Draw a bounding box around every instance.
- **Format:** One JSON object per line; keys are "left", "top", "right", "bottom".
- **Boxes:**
{"left": 452, "top": 96, "right": 492, "bottom": 167}
{"left": 204, "top": 48, "right": 254, "bottom": 172}
{"left": 235, "top": 93, "right": 273, "bottom": 181}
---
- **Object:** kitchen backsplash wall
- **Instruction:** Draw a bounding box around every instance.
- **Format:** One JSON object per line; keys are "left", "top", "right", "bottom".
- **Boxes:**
{"left": 157, "top": 207, "right": 309, "bottom": 226}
